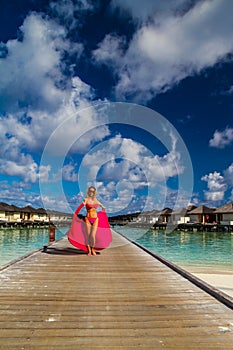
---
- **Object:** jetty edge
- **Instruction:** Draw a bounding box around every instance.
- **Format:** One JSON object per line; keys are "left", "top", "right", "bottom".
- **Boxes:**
{"left": 115, "top": 229, "right": 233, "bottom": 310}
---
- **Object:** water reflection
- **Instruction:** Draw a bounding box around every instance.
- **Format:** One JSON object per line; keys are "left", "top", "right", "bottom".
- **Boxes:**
{"left": 117, "top": 227, "right": 233, "bottom": 268}
{"left": 0, "top": 227, "right": 68, "bottom": 267}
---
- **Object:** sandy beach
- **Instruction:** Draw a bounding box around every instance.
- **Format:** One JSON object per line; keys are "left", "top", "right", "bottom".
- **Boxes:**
{"left": 183, "top": 266, "right": 233, "bottom": 298}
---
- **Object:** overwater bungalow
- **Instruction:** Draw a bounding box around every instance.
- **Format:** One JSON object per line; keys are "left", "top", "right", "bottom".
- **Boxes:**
{"left": 110, "top": 203, "right": 233, "bottom": 232}
{"left": 46, "top": 209, "right": 72, "bottom": 224}
{"left": 188, "top": 205, "right": 216, "bottom": 224}
{"left": 33, "top": 207, "right": 49, "bottom": 222}
{"left": 0, "top": 202, "right": 22, "bottom": 222}
{"left": 0, "top": 202, "right": 72, "bottom": 227}
{"left": 148, "top": 209, "right": 161, "bottom": 224}
{"left": 214, "top": 202, "right": 233, "bottom": 225}
{"left": 135, "top": 208, "right": 172, "bottom": 225}
{"left": 136, "top": 210, "right": 160, "bottom": 224}
{"left": 19, "top": 205, "right": 48, "bottom": 222}
{"left": 156, "top": 207, "right": 172, "bottom": 223}
{"left": 149, "top": 208, "right": 172, "bottom": 229}
{"left": 1, "top": 200, "right": 233, "bottom": 231}
{"left": 170, "top": 207, "right": 189, "bottom": 224}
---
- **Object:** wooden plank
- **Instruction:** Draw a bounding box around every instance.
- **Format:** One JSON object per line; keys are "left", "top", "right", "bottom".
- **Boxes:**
{"left": 0, "top": 231, "right": 233, "bottom": 349}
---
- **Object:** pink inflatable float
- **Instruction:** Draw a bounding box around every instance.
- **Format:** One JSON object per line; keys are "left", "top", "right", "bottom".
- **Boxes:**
{"left": 67, "top": 210, "right": 112, "bottom": 252}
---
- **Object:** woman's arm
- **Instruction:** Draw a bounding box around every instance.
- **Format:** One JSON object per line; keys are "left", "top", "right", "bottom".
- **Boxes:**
{"left": 97, "top": 200, "right": 106, "bottom": 211}
{"left": 75, "top": 201, "right": 85, "bottom": 215}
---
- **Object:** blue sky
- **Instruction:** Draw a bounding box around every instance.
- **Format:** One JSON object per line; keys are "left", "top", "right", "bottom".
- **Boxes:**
{"left": 0, "top": 0, "right": 232, "bottom": 215}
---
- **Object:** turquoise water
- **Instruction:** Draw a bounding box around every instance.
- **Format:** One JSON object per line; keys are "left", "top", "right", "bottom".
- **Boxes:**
{"left": 116, "top": 227, "right": 233, "bottom": 269}
{"left": 1, "top": 226, "right": 233, "bottom": 270}
{"left": 0, "top": 226, "right": 69, "bottom": 267}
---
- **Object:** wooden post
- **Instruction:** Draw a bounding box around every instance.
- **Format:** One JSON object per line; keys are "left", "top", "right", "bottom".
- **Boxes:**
{"left": 49, "top": 226, "right": 55, "bottom": 242}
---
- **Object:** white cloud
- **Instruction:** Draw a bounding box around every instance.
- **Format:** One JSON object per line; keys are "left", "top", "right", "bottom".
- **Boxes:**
{"left": 201, "top": 163, "right": 233, "bottom": 205}
{"left": 0, "top": 13, "right": 72, "bottom": 112}
{"left": 0, "top": 12, "right": 100, "bottom": 152}
{"left": 223, "top": 163, "right": 233, "bottom": 187}
{"left": 0, "top": 180, "right": 44, "bottom": 208}
{"left": 111, "top": 0, "right": 193, "bottom": 20}
{"left": 0, "top": 13, "right": 110, "bottom": 185}
{"left": 0, "top": 154, "right": 51, "bottom": 184}
{"left": 78, "top": 133, "right": 186, "bottom": 213}
{"left": 50, "top": 0, "right": 95, "bottom": 29}
{"left": 209, "top": 127, "right": 233, "bottom": 148}
{"left": 201, "top": 171, "right": 227, "bottom": 201}
{"left": 71, "top": 124, "right": 110, "bottom": 154}
{"left": 62, "top": 163, "right": 78, "bottom": 182}
{"left": 226, "top": 86, "right": 233, "bottom": 95}
{"left": 98, "top": 0, "right": 233, "bottom": 101}
{"left": 99, "top": 159, "right": 145, "bottom": 185}
{"left": 31, "top": 77, "right": 109, "bottom": 156}
{"left": 39, "top": 165, "right": 51, "bottom": 184}
{"left": 41, "top": 194, "right": 71, "bottom": 212}
{"left": 0, "top": 77, "right": 108, "bottom": 183}
{"left": 95, "top": 181, "right": 136, "bottom": 213}
{"left": 219, "top": 85, "right": 233, "bottom": 96}
{"left": 0, "top": 149, "right": 37, "bottom": 183}
{"left": 82, "top": 134, "right": 184, "bottom": 187}
{"left": 93, "top": 34, "right": 126, "bottom": 66}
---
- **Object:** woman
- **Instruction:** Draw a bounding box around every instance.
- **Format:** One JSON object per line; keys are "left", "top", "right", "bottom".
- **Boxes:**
{"left": 68, "top": 186, "right": 112, "bottom": 255}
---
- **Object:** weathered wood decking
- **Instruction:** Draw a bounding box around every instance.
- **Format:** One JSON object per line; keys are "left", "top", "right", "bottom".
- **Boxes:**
{"left": 0, "top": 231, "right": 233, "bottom": 349}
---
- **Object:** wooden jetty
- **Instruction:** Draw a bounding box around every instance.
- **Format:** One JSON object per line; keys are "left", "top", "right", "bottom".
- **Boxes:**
{"left": 1, "top": 231, "right": 233, "bottom": 349}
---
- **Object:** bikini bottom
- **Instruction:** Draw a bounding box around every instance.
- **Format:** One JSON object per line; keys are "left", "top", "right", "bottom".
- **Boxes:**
{"left": 86, "top": 217, "right": 97, "bottom": 225}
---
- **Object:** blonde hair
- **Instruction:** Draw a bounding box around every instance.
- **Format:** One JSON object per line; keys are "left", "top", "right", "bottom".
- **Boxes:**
{"left": 86, "top": 186, "right": 97, "bottom": 198}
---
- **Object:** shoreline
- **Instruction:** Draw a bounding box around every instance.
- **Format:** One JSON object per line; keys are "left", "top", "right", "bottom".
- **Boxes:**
{"left": 181, "top": 264, "right": 233, "bottom": 298}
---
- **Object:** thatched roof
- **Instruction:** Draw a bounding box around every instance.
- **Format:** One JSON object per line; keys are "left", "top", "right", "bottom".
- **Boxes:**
{"left": 188, "top": 205, "right": 215, "bottom": 214}
{"left": 187, "top": 205, "right": 197, "bottom": 212}
{"left": 158, "top": 208, "right": 172, "bottom": 215}
{"left": 171, "top": 208, "right": 187, "bottom": 215}
{"left": 0, "top": 202, "right": 20, "bottom": 212}
{"left": 20, "top": 205, "right": 37, "bottom": 213}
{"left": 214, "top": 202, "right": 233, "bottom": 213}
{"left": 0, "top": 202, "right": 70, "bottom": 216}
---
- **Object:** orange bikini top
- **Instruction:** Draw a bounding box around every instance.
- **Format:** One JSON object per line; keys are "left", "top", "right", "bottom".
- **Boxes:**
{"left": 75, "top": 201, "right": 98, "bottom": 215}
{"left": 86, "top": 203, "right": 98, "bottom": 211}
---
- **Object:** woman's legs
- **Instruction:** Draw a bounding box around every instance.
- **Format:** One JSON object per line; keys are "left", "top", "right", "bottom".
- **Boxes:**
{"left": 85, "top": 217, "right": 99, "bottom": 255}
{"left": 85, "top": 218, "right": 92, "bottom": 256}
{"left": 90, "top": 218, "right": 99, "bottom": 255}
